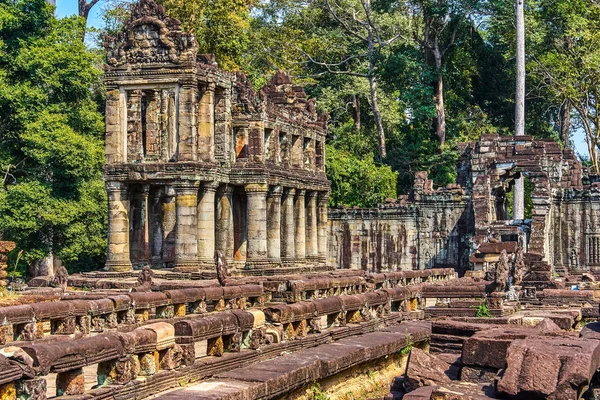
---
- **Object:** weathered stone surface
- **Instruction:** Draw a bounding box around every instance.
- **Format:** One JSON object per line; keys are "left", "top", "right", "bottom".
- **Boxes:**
{"left": 56, "top": 368, "right": 84, "bottom": 396}
{"left": 404, "top": 348, "right": 451, "bottom": 392}
{"left": 497, "top": 337, "right": 600, "bottom": 399}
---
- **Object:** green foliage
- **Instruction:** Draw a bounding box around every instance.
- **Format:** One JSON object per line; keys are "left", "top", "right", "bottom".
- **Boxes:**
{"left": 475, "top": 301, "right": 492, "bottom": 318}
{"left": 326, "top": 144, "right": 397, "bottom": 208}
{"left": 400, "top": 344, "right": 413, "bottom": 356}
{"left": 156, "top": 0, "right": 254, "bottom": 71}
{"left": 0, "top": 0, "right": 106, "bottom": 274}
{"left": 307, "top": 383, "right": 330, "bottom": 400}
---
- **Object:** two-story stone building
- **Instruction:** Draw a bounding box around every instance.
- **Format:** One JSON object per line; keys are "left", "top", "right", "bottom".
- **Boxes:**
{"left": 102, "top": 0, "right": 329, "bottom": 273}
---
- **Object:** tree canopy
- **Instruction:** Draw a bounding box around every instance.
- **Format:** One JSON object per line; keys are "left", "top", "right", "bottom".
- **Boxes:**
{"left": 0, "top": 0, "right": 107, "bottom": 274}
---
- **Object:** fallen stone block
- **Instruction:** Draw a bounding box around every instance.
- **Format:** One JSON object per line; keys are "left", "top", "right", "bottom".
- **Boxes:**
{"left": 404, "top": 347, "right": 451, "bottom": 391}
{"left": 497, "top": 337, "right": 600, "bottom": 399}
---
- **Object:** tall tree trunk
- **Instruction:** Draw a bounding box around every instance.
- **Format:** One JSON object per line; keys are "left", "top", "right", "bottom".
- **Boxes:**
{"left": 513, "top": 0, "right": 526, "bottom": 220}
{"left": 352, "top": 94, "right": 361, "bottom": 131}
{"left": 559, "top": 99, "right": 571, "bottom": 147}
{"left": 369, "top": 74, "right": 386, "bottom": 159}
{"left": 434, "top": 73, "right": 446, "bottom": 147}
{"left": 78, "top": 0, "right": 100, "bottom": 39}
{"left": 367, "top": 29, "right": 386, "bottom": 159}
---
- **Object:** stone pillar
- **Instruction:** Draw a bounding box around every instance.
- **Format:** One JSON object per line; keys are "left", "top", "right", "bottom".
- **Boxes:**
{"left": 294, "top": 189, "right": 306, "bottom": 262}
{"left": 198, "top": 84, "right": 215, "bottom": 162}
{"left": 150, "top": 187, "right": 164, "bottom": 267}
{"left": 245, "top": 184, "right": 269, "bottom": 269}
{"left": 127, "top": 90, "right": 143, "bottom": 162}
{"left": 140, "top": 185, "right": 151, "bottom": 264}
{"left": 105, "top": 88, "right": 123, "bottom": 164}
{"left": 162, "top": 186, "right": 176, "bottom": 267}
{"left": 197, "top": 182, "right": 217, "bottom": 269}
{"left": 281, "top": 188, "right": 296, "bottom": 265}
{"left": 306, "top": 191, "right": 319, "bottom": 262}
{"left": 177, "top": 84, "right": 198, "bottom": 162}
{"left": 267, "top": 186, "right": 282, "bottom": 265}
{"left": 216, "top": 185, "right": 234, "bottom": 263}
{"left": 318, "top": 192, "right": 329, "bottom": 264}
{"left": 105, "top": 182, "right": 132, "bottom": 272}
{"left": 173, "top": 182, "right": 199, "bottom": 271}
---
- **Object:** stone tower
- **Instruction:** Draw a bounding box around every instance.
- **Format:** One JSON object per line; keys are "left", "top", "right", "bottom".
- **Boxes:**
{"left": 103, "top": 0, "right": 330, "bottom": 274}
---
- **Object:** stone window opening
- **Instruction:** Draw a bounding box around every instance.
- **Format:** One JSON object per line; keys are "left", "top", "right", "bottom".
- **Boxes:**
{"left": 303, "top": 137, "right": 312, "bottom": 167}
{"left": 234, "top": 127, "right": 248, "bottom": 160}
{"left": 587, "top": 235, "right": 600, "bottom": 265}
{"left": 279, "top": 132, "right": 289, "bottom": 164}
{"left": 492, "top": 187, "right": 508, "bottom": 221}
{"left": 291, "top": 134, "right": 302, "bottom": 166}
{"left": 264, "top": 128, "right": 273, "bottom": 161}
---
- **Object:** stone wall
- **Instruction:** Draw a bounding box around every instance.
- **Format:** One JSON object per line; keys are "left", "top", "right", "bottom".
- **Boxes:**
{"left": 328, "top": 173, "right": 472, "bottom": 273}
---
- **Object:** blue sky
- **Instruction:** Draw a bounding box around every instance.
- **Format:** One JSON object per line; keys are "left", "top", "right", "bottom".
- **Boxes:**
{"left": 54, "top": 0, "right": 590, "bottom": 159}
{"left": 56, "top": 0, "right": 105, "bottom": 28}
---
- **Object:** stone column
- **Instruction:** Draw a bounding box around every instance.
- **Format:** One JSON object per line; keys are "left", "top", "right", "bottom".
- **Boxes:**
{"left": 177, "top": 84, "right": 198, "bottom": 162}
{"left": 173, "top": 182, "right": 199, "bottom": 271}
{"left": 105, "top": 88, "right": 123, "bottom": 164}
{"left": 306, "top": 191, "right": 319, "bottom": 262}
{"left": 127, "top": 90, "right": 143, "bottom": 162}
{"left": 317, "top": 192, "right": 329, "bottom": 264}
{"left": 294, "top": 189, "right": 306, "bottom": 262}
{"left": 281, "top": 188, "right": 296, "bottom": 265}
{"left": 245, "top": 184, "right": 268, "bottom": 269}
{"left": 197, "top": 182, "right": 217, "bottom": 269}
{"left": 150, "top": 188, "right": 164, "bottom": 267}
{"left": 198, "top": 84, "right": 215, "bottom": 162}
{"left": 267, "top": 186, "right": 282, "bottom": 265}
{"left": 105, "top": 182, "right": 132, "bottom": 272}
{"left": 140, "top": 185, "right": 151, "bottom": 264}
{"left": 216, "top": 185, "right": 234, "bottom": 263}
{"left": 162, "top": 186, "right": 176, "bottom": 266}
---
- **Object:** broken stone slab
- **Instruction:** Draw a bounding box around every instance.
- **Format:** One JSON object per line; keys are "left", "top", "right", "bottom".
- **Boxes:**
{"left": 404, "top": 347, "right": 451, "bottom": 391}
{"left": 462, "top": 322, "right": 569, "bottom": 370}
{"left": 497, "top": 336, "right": 600, "bottom": 399}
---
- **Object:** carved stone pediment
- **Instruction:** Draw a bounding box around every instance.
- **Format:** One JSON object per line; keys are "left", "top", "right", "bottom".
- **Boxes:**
{"left": 105, "top": 0, "right": 197, "bottom": 68}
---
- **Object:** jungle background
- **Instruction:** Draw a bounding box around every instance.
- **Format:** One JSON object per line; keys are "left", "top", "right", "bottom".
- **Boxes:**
{"left": 1, "top": 0, "right": 598, "bottom": 274}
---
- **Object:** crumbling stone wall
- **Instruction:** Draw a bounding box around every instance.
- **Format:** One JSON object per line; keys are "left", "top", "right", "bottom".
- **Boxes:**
{"left": 328, "top": 172, "right": 472, "bottom": 273}
{"left": 330, "top": 134, "right": 600, "bottom": 275}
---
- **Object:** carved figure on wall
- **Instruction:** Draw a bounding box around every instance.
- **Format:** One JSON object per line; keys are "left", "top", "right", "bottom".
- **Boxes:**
{"left": 494, "top": 249, "right": 510, "bottom": 291}
{"left": 570, "top": 248, "right": 578, "bottom": 269}
{"left": 134, "top": 265, "right": 153, "bottom": 292}
{"left": 52, "top": 265, "right": 69, "bottom": 291}
{"left": 513, "top": 246, "right": 525, "bottom": 286}
{"left": 216, "top": 250, "right": 229, "bottom": 286}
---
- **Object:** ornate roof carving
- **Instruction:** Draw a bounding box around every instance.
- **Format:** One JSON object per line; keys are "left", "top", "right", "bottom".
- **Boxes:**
{"left": 104, "top": 0, "right": 197, "bottom": 68}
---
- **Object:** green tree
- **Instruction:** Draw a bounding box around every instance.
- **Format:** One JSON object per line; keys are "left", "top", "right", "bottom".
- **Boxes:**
{"left": 326, "top": 144, "right": 397, "bottom": 207}
{"left": 0, "top": 0, "right": 107, "bottom": 274}
{"left": 156, "top": 0, "right": 254, "bottom": 71}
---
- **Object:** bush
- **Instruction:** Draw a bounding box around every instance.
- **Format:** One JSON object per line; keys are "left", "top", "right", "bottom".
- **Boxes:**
{"left": 326, "top": 144, "right": 397, "bottom": 207}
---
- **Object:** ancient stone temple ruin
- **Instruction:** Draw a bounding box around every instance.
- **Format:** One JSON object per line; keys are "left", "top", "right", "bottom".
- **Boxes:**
{"left": 103, "top": 0, "right": 329, "bottom": 273}
{"left": 329, "top": 135, "right": 600, "bottom": 280}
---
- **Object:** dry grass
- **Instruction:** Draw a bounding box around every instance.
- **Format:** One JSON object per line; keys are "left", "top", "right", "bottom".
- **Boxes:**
{"left": 0, "top": 288, "right": 59, "bottom": 307}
